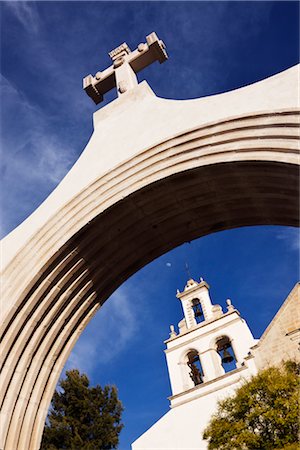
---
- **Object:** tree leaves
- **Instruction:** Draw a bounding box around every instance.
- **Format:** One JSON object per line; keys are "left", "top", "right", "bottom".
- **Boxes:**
{"left": 203, "top": 361, "right": 299, "bottom": 450}
{"left": 41, "top": 369, "right": 124, "bottom": 450}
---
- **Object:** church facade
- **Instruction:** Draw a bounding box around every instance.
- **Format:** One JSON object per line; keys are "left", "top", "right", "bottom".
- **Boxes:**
{"left": 132, "top": 278, "right": 300, "bottom": 450}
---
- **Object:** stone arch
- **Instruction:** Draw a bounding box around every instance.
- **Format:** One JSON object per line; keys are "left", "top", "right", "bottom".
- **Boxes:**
{"left": 1, "top": 132, "right": 299, "bottom": 450}
{"left": 1, "top": 67, "right": 299, "bottom": 450}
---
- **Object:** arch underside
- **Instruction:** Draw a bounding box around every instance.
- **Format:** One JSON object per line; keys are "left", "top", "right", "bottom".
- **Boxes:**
{"left": 0, "top": 111, "right": 299, "bottom": 449}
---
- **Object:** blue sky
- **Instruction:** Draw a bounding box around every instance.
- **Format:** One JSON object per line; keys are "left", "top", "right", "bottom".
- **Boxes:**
{"left": 1, "top": 1, "right": 299, "bottom": 449}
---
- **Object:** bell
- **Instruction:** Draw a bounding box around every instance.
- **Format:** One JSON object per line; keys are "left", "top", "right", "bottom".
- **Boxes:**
{"left": 194, "top": 304, "right": 203, "bottom": 318}
{"left": 221, "top": 348, "right": 234, "bottom": 364}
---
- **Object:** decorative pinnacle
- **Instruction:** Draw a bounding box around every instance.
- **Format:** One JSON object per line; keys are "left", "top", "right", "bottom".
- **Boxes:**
{"left": 169, "top": 325, "right": 177, "bottom": 338}
{"left": 83, "top": 32, "right": 168, "bottom": 105}
{"left": 226, "top": 298, "right": 235, "bottom": 311}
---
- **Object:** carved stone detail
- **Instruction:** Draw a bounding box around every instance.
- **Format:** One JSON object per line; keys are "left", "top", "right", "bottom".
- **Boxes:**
{"left": 83, "top": 32, "right": 168, "bottom": 104}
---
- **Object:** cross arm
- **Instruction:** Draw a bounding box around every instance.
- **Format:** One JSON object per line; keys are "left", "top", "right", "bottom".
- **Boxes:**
{"left": 128, "top": 32, "right": 168, "bottom": 73}
{"left": 83, "top": 66, "right": 116, "bottom": 105}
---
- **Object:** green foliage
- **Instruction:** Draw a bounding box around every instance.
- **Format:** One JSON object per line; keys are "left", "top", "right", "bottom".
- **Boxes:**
{"left": 203, "top": 361, "right": 300, "bottom": 450}
{"left": 41, "top": 369, "right": 123, "bottom": 450}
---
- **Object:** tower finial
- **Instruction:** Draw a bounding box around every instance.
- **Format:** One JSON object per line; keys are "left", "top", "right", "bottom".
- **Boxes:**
{"left": 226, "top": 298, "right": 235, "bottom": 312}
{"left": 169, "top": 325, "right": 177, "bottom": 338}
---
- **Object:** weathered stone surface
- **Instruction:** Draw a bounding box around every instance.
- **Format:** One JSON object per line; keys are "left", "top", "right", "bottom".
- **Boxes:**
{"left": 251, "top": 283, "right": 300, "bottom": 369}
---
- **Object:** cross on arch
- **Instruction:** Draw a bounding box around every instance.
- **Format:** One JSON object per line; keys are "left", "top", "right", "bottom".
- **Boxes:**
{"left": 83, "top": 32, "right": 168, "bottom": 104}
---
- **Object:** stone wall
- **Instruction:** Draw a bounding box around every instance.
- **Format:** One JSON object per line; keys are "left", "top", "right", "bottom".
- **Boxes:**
{"left": 252, "top": 283, "right": 300, "bottom": 370}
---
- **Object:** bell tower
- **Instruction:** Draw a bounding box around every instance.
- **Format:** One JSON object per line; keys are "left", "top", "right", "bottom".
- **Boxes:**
{"left": 132, "top": 277, "right": 299, "bottom": 449}
{"left": 132, "top": 275, "right": 260, "bottom": 449}
{"left": 176, "top": 277, "right": 215, "bottom": 328}
{"left": 165, "top": 276, "right": 257, "bottom": 406}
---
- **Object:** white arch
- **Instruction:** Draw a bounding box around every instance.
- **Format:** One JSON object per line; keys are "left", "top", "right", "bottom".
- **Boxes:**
{"left": 0, "top": 65, "right": 299, "bottom": 450}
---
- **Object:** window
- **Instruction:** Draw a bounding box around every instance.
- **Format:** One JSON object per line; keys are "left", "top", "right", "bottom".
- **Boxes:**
{"left": 216, "top": 336, "right": 236, "bottom": 373}
{"left": 191, "top": 298, "right": 204, "bottom": 324}
{"left": 187, "top": 350, "right": 204, "bottom": 386}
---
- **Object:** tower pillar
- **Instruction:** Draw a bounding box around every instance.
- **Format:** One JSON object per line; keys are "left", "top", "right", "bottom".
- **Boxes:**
{"left": 201, "top": 348, "right": 224, "bottom": 381}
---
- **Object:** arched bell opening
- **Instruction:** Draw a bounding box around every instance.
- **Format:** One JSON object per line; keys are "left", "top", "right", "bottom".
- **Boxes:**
{"left": 216, "top": 336, "right": 237, "bottom": 373}
{"left": 191, "top": 298, "right": 204, "bottom": 324}
{"left": 186, "top": 350, "right": 204, "bottom": 386}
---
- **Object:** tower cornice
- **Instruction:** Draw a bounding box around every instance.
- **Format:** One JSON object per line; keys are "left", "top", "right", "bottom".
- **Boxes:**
{"left": 164, "top": 310, "right": 241, "bottom": 347}
{"left": 176, "top": 279, "right": 210, "bottom": 299}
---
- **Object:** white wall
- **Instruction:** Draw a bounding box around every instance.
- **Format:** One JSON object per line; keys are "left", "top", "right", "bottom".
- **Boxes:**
{"left": 132, "top": 366, "right": 254, "bottom": 450}
{"left": 165, "top": 312, "right": 256, "bottom": 398}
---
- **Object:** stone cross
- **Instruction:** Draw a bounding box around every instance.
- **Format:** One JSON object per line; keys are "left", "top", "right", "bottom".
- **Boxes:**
{"left": 83, "top": 32, "right": 168, "bottom": 104}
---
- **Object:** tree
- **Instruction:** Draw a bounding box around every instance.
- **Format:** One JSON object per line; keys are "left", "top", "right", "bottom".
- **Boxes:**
{"left": 41, "top": 369, "right": 123, "bottom": 450}
{"left": 203, "top": 361, "right": 299, "bottom": 450}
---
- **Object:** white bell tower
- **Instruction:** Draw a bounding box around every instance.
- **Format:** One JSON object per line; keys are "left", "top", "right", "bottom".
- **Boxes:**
{"left": 165, "top": 277, "right": 257, "bottom": 406}
{"left": 132, "top": 276, "right": 258, "bottom": 449}
{"left": 177, "top": 277, "right": 215, "bottom": 327}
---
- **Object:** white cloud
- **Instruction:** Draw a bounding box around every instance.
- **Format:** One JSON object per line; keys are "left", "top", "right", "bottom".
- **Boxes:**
{"left": 65, "top": 285, "right": 142, "bottom": 376}
{"left": 276, "top": 228, "right": 300, "bottom": 252}
{"left": 1, "top": 3, "right": 98, "bottom": 237}
{"left": 0, "top": 74, "right": 77, "bottom": 236}
{"left": 4, "top": 2, "right": 40, "bottom": 34}
{"left": 1, "top": 75, "right": 74, "bottom": 171}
